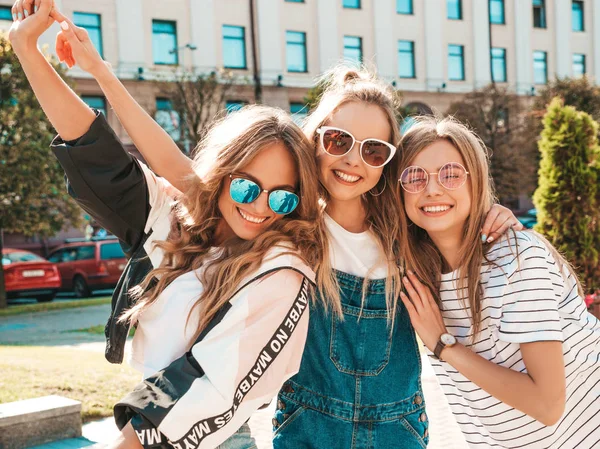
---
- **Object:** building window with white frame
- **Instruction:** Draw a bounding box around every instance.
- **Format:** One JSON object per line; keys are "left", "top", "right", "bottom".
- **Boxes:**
{"left": 447, "top": 0, "right": 462, "bottom": 20}
{"left": 397, "top": 0, "right": 413, "bottom": 15}
{"left": 155, "top": 98, "right": 181, "bottom": 142}
{"left": 152, "top": 20, "right": 178, "bottom": 65}
{"left": 286, "top": 31, "right": 308, "bottom": 73}
{"left": 73, "top": 12, "right": 103, "bottom": 58}
{"left": 491, "top": 47, "right": 507, "bottom": 82}
{"left": 448, "top": 44, "right": 465, "bottom": 81}
{"left": 572, "top": 1, "right": 584, "bottom": 31}
{"left": 573, "top": 54, "right": 586, "bottom": 77}
{"left": 489, "top": 0, "right": 505, "bottom": 24}
{"left": 222, "top": 25, "right": 247, "bottom": 69}
{"left": 343, "top": 0, "right": 360, "bottom": 8}
{"left": 290, "top": 103, "right": 308, "bottom": 125}
{"left": 398, "top": 40, "right": 416, "bottom": 78}
{"left": 82, "top": 96, "right": 107, "bottom": 117}
{"left": 0, "top": 6, "right": 11, "bottom": 20}
{"left": 343, "top": 36, "right": 363, "bottom": 63}
{"left": 533, "top": 0, "right": 546, "bottom": 28}
{"left": 533, "top": 50, "right": 548, "bottom": 84}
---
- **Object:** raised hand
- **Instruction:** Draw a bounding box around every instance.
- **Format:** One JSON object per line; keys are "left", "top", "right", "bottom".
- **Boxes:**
{"left": 482, "top": 204, "right": 524, "bottom": 244}
{"left": 55, "top": 17, "right": 108, "bottom": 76}
{"left": 9, "top": 0, "right": 65, "bottom": 52}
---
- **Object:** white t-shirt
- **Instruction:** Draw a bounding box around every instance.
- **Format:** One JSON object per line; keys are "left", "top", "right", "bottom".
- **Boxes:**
{"left": 430, "top": 231, "right": 600, "bottom": 449}
{"left": 324, "top": 213, "right": 388, "bottom": 279}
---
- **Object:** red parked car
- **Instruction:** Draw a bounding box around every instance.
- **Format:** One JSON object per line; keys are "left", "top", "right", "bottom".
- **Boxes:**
{"left": 2, "top": 249, "right": 62, "bottom": 302}
{"left": 47, "top": 237, "right": 126, "bottom": 298}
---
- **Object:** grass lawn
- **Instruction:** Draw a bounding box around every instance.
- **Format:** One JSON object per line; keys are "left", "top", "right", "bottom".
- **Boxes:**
{"left": 0, "top": 297, "right": 112, "bottom": 317}
{"left": 67, "top": 324, "right": 135, "bottom": 337}
{"left": 0, "top": 346, "right": 140, "bottom": 422}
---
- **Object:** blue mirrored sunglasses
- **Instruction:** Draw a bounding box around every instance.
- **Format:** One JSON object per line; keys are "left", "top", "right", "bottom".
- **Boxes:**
{"left": 229, "top": 176, "right": 300, "bottom": 215}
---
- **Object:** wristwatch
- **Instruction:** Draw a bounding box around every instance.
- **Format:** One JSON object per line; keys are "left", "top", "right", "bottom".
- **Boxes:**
{"left": 433, "top": 333, "right": 457, "bottom": 361}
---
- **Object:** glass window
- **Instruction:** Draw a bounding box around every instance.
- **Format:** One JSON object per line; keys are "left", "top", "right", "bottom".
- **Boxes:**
{"left": 491, "top": 47, "right": 507, "bottom": 82}
{"left": 47, "top": 250, "right": 63, "bottom": 263}
{"left": 81, "top": 96, "right": 107, "bottom": 117}
{"left": 152, "top": 20, "right": 178, "bottom": 65}
{"left": 73, "top": 12, "right": 103, "bottom": 58}
{"left": 290, "top": 103, "right": 308, "bottom": 125}
{"left": 100, "top": 242, "right": 125, "bottom": 260}
{"left": 398, "top": 40, "right": 416, "bottom": 78}
{"left": 343, "top": 0, "right": 360, "bottom": 8}
{"left": 286, "top": 31, "right": 307, "bottom": 73}
{"left": 448, "top": 44, "right": 465, "bottom": 81}
{"left": 573, "top": 53, "right": 586, "bottom": 77}
{"left": 533, "top": 50, "right": 548, "bottom": 84}
{"left": 572, "top": 1, "right": 584, "bottom": 32}
{"left": 489, "top": 0, "right": 505, "bottom": 24}
{"left": 76, "top": 246, "right": 95, "bottom": 261}
{"left": 397, "top": 0, "right": 413, "bottom": 14}
{"left": 343, "top": 36, "right": 363, "bottom": 63}
{"left": 286, "top": 0, "right": 304, "bottom": 2}
{"left": 3, "top": 251, "right": 44, "bottom": 264}
{"left": 222, "top": 25, "right": 247, "bottom": 69}
{"left": 226, "top": 101, "right": 248, "bottom": 113}
{"left": 155, "top": 98, "right": 181, "bottom": 141}
{"left": 533, "top": 0, "right": 546, "bottom": 28}
{"left": 0, "top": 6, "right": 12, "bottom": 20}
{"left": 447, "top": 0, "right": 462, "bottom": 20}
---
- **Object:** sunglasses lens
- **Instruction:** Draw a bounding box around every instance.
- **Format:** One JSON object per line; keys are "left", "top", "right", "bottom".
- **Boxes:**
{"left": 439, "top": 163, "right": 467, "bottom": 189}
{"left": 361, "top": 140, "right": 392, "bottom": 167}
{"left": 400, "top": 166, "right": 428, "bottom": 193}
{"left": 230, "top": 178, "right": 261, "bottom": 204}
{"left": 269, "top": 190, "right": 299, "bottom": 215}
{"left": 322, "top": 129, "right": 354, "bottom": 156}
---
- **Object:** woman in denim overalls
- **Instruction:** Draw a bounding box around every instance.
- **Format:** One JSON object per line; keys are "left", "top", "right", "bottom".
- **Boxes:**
{"left": 272, "top": 67, "right": 429, "bottom": 449}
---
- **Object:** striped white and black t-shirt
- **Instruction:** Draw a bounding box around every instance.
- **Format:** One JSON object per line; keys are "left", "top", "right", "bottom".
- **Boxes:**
{"left": 430, "top": 231, "right": 600, "bottom": 449}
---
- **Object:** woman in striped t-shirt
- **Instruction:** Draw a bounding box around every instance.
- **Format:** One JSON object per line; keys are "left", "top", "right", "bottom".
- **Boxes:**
{"left": 396, "top": 116, "right": 600, "bottom": 449}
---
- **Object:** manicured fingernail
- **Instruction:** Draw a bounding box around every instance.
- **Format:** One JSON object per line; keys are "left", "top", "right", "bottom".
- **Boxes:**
{"left": 481, "top": 234, "right": 487, "bottom": 242}
{"left": 407, "top": 269, "right": 414, "bottom": 275}
{"left": 17, "top": 12, "right": 22, "bottom": 20}
{"left": 34, "top": 6, "right": 38, "bottom": 13}
{"left": 487, "top": 236, "right": 494, "bottom": 243}
{"left": 24, "top": 10, "right": 29, "bottom": 17}
{"left": 60, "top": 21, "right": 69, "bottom": 30}
{"left": 12, "top": 13, "right": 16, "bottom": 21}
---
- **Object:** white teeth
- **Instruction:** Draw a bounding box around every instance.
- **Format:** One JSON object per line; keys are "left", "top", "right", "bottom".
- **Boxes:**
{"left": 334, "top": 170, "right": 361, "bottom": 183}
{"left": 422, "top": 205, "right": 452, "bottom": 213}
{"left": 238, "top": 208, "right": 267, "bottom": 224}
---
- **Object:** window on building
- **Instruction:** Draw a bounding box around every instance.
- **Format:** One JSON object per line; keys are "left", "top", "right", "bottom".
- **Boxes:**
{"left": 222, "top": 25, "right": 247, "bottom": 69}
{"left": 155, "top": 98, "right": 181, "bottom": 141}
{"left": 398, "top": 40, "right": 416, "bottom": 78}
{"left": 285, "top": 0, "right": 304, "bottom": 2}
{"left": 448, "top": 44, "right": 465, "bottom": 81}
{"left": 343, "top": 0, "right": 360, "bottom": 8}
{"left": 152, "top": 20, "right": 178, "bottom": 65}
{"left": 573, "top": 53, "right": 586, "bottom": 77}
{"left": 397, "top": 0, "right": 413, "bottom": 14}
{"left": 81, "top": 96, "right": 107, "bottom": 116}
{"left": 226, "top": 101, "right": 248, "bottom": 113}
{"left": 489, "top": 0, "right": 505, "bottom": 24}
{"left": 343, "top": 36, "right": 363, "bottom": 63}
{"left": 491, "top": 48, "right": 507, "bottom": 82}
{"left": 0, "top": 6, "right": 12, "bottom": 20}
{"left": 290, "top": 103, "right": 308, "bottom": 125}
{"left": 533, "top": 0, "right": 546, "bottom": 28}
{"left": 572, "top": 1, "right": 584, "bottom": 31}
{"left": 533, "top": 50, "right": 548, "bottom": 84}
{"left": 286, "top": 31, "right": 307, "bottom": 73}
{"left": 447, "top": 0, "right": 462, "bottom": 20}
{"left": 73, "top": 12, "right": 103, "bottom": 58}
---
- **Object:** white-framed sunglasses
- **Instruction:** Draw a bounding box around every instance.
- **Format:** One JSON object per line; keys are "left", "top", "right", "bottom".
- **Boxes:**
{"left": 316, "top": 126, "right": 397, "bottom": 168}
{"left": 399, "top": 162, "right": 470, "bottom": 193}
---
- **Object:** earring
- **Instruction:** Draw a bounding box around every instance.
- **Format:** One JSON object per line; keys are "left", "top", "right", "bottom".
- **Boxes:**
{"left": 369, "top": 176, "right": 387, "bottom": 197}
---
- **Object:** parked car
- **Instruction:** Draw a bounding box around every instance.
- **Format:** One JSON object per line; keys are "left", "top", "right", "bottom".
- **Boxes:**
{"left": 47, "top": 236, "right": 126, "bottom": 298}
{"left": 2, "top": 249, "right": 61, "bottom": 302}
{"left": 516, "top": 208, "right": 537, "bottom": 229}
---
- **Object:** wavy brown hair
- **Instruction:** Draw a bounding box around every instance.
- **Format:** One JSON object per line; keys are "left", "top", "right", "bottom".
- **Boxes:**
{"left": 120, "top": 105, "right": 324, "bottom": 339}
{"left": 303, "top": 64, "right": 404, "bottom": 320}
{"left": 397, "top": 116, "right": 583, "bottom": 340}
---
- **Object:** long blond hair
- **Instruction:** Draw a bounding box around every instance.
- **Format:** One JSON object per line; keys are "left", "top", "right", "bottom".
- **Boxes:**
{"left": 121, "top": 105, "right": 324, "bottom": 339}
{"left": 397, "top": 116, "right": 583, "bottom": 339}
{"left": 304, "top": 64, "right": 403, "bottom": 320}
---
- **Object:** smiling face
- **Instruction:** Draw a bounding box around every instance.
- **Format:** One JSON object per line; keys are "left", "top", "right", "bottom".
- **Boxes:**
{"left": 317, "top": 101, "right": 391, "bottom": 206}
{"left": 402, "top": 139, "right": 472, "bottom": 239}
{"left": 217, "top": 141, "right": 298, "bottom": 241}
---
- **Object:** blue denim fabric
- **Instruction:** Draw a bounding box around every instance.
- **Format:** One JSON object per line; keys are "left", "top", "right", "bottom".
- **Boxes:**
{"left": 216, "top": 422, "right": 256, "bottom": 449}
{"left": 273, "top": 270, "right": 428, "bottom": 448}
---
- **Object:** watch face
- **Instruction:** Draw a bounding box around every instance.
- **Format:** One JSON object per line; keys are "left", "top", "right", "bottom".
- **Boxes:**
{"left": 441, "top": 333, "right": 456, "bottom": 345}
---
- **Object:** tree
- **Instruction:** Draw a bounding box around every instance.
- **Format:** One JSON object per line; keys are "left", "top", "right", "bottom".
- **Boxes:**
{"left": 447, "top": 84, "right": 539, "bottom": 206}
{"left": 0, "top": 34, "right": 82, "bottom": 308}
{"left": 154, "top": 69, "right": 240, "bottom": 154}
{"left": 533, "top": 97, "right": 600, "bottom": 291}
{"left": 534, "top": 76, "right": 600, "bottom": 122}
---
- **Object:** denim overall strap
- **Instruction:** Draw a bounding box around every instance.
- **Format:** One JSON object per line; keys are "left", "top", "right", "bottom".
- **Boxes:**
{"left": 273, "top": 270, "right": 429, "bottom": 449}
